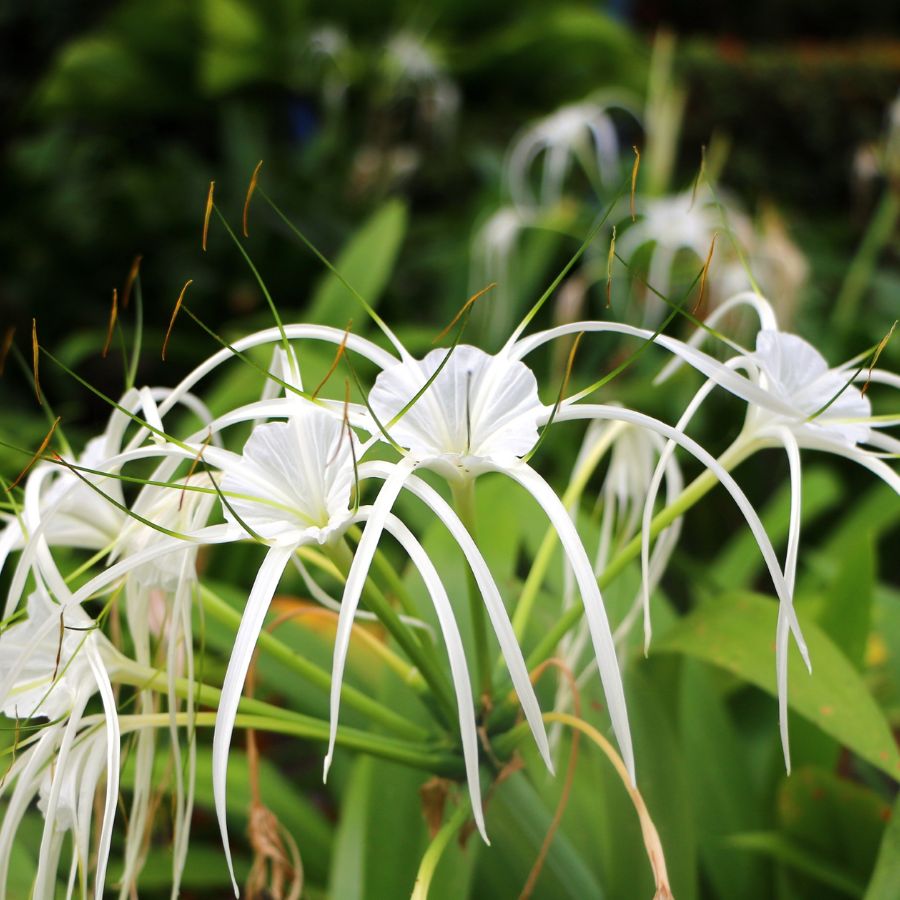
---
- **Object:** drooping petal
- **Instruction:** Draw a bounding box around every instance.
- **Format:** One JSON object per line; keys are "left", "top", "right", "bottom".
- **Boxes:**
{"left": 554, "top": 403, "right": 811, "bottom": 673}
{"left": 212, "top": 545, "right": 293, "bottom": 897}
{"left": 379, "top": 513, "right": 487, "bottom": 842}
{"left": 358, "top": 460, "right": 553, "bottom": 771}
{"left": 503, "top": 461, "right": 635, "bottom": 782}
{"left": 324, "top": 460, "right": 415, "bottom": 781}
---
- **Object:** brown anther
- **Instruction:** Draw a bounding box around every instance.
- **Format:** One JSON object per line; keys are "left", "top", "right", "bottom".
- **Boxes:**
{"left": 630, "top": 146, "right": 641, "bottom": 222}
{"left": 163, "top": 279, "right": 193, "bottom": 361}
{"left": 312, "top": 322, "right": 351, "bottom": 400}
{"left": 202, "top": 181, "right": 215, "bottom": 252}
{"left": 121, "top": 254, "right": 142, "bottom": 309}
{"left": 243, "top": 160, "right": 263, "bottom": 238}
{"left": 0, "top": 326, "right": 15, "bottom": 377}
{"left": 8, "top": 416, "right": 61, "bottom": 492}
{"left": 31, "top": 319, "right": 42, "bottom": 405}
{"left": 102, "top": 288, "right": 118, "bottom": 359}
{"left": 862, "top": 320, "right": 897, "bottom": 396}
{"left": 606, "top": 225, "right": 617, "bottom": 309}
{"left": 433, "top": 283, "right": 496, "bottom": 345}
{"left": 693, "top": 232, "right": 718, "bottom": 315}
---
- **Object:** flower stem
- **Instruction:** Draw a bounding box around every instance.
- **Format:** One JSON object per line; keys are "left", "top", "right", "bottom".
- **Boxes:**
{"left": 451, "top": 479, "right": 493, "bottom": 703}
{"left": 198, "top": 583, "right": 428, "bottom": 741}
{"left": 111, "top": 709, "right": 464, "bottom": 776}
{"left": 410, "top": 797, "right": 472, "bottom": 900}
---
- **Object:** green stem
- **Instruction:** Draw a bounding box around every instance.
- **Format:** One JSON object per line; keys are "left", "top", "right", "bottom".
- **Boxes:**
{"left": 411, "top": 798, "right": 472, "bottom": 900}
{"left": 834, "top": 188, "right": 900, "bottom": 332}
{"left": 198, "top": 584, "right": 427, "bottom": 741}
{"left": 451, "top": 479, "right": 492, "bottom": 701}
{"left": 329, "top": 540, "right": 458, "bottom": 727}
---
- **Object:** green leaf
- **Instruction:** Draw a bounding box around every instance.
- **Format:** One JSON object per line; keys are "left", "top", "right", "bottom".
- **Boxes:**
{"left": 865, "top": 794, "right": 900, "bottom": 899}
{"left": 480, "top": 770, "right": 605, "bottom": 899}
{"left": 679, "top": 659, "right": 769, "bottom": 899}
{"left": 815, "top": 532, "right": 876, "bottom": 669}
{"left": 776, "top": 767, "right": 888, "bottom": 894}
{"left": 307, "top": 200, "right": 408, "bottom": 327}
{"left": 655, "top": 592, "right": 900, "bottom": 780}
{"left": 728, "top": 832, "right": 865, "bottom": 897}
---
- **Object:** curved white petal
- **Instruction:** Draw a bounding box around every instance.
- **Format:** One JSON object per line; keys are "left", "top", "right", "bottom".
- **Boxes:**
{"left": 380, "top": 513, "right": 487, "bottom": 843}
{"left": 502, "top": 461, "right": 635, "bottom": 782}
{"left": 212, "top": 545, "right": 293, "bottom": 897}
{"left": 324, "top": 460, "right": 415, "bottom": 781}
{"left": 553, "top": 404, "right": 810, "bottom": 672}
{"left": 358, "top": 460, "right": 553, "bottom": 771}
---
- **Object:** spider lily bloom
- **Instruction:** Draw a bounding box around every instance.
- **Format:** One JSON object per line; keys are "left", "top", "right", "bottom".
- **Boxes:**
{"left": 212, "top": 397, "right": 497, "bottom": 893}
{"left": 643, "top": 311, "right": 899, "bottom": 768}
{"left": 506, "top": 99, "right": 635, "bottom": 210}
{"left": 616, "top": 186, "right": 754, "bottom": 323}
{"left": 0, "top": 590, "right": 121, "bottom": 899}
{"left": 368, "top": 344, "right": 637, "bottom": 779}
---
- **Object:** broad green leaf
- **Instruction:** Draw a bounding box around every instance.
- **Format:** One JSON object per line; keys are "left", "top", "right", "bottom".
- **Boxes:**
{"left": 728, "top": 832, "right": 865, "bottom": 897}
{"left": 329, "top": 756, "right": 371, "bottom": 900}
{"left": 479, "top": 770, "right": 605, "bottom": 899}
{"left": 865, "top": 794, "right": 900, "bottom": 899}
{"left": 775, "top": 767, "right": 888, "bottom": 897}
{"left": 655, "top": 593, "right": 900, "bottom": 780}
{"left": 679, "top": 659, "right": 769, "bottom": 899}
{"left": 815, "top": 532, "right": 875, "bottom": 669}
{"left": 307, "top": 200, "right": 408, "bottom": 326}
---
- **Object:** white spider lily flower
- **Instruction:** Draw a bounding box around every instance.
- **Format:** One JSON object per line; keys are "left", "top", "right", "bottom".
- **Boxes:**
{"left": 382, "top": 32, "right": 459, "bottom": 136}
{"left": 211, "top": 399, "right": 502, "bottom": 891}
{"left": 616, "top": 187, "right": 754, "bottom": 322}
{"left": 507, "top": 99, "right": 633, "bottom": 209}
{"left": 642, "top": 310, "right": 899, "bottom": 769}
{"left": 0, "top": 590, "right": 121, "bottom": 899}
{"left": 369, "top": 344, "right": 635, "bottom": 781}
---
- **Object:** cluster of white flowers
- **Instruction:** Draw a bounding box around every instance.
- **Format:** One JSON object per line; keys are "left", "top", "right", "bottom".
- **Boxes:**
{"left": 1, "top": 291, "right": 896, "bottom": 897}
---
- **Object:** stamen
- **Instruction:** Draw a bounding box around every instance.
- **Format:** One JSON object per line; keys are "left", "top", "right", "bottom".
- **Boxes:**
{"left": 163, "top": 279, "right": 193, "bottom": 361}
{"left": 243, "top": 160, "right": 264, "bottom": 238}
{"left": 862, "top": 320, "right": 897, "bottom": 396}
{"left": 630, "top": 146, "right": 641, "bottom": 222}
{"left": 693, "top": 232, "right": 718, "bottom": 315}
{"left": 51, "top": 610, "right": 65, "bottom": 683}
{"left": 7, "top": 416, "right": 61, "bottom": 491}
{"left": 433, "top": 283, "right": 496, "bottom": 345}
{"left": 606, "top": 226, "right": 616, "bottom": 309}
{"left": 312, "top": 321, "right": 351, "bottom": 400}
{"left": 0, "top": 326, "right": 15, "bottom": 376}
{"left": 102, "top": 288, "right": 118, "bottom": 359}
{"left": 202, "top": 181, "right": 215, "bottom": 251}
{"left": 31, "top": 319, "right": 41, "bottom": 405}
{"left": 523, "top": 332, "right": 584, "bottom": 462}
{"left": 121, "top": 254, "right": 142, "bottom": 309}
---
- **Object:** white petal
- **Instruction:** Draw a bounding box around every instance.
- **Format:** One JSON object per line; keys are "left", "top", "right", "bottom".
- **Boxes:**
{"left": 358, "top": 460, "right": 553, "bottom": 772}
{"left": 380, "top": 513, "right": 488, "bottom": 842}
{"left": 324, "top": 461, "right": 414, "bottom": 781}
{"left": 212, "top": 545, "right": 293, "bottom": 896}
{"left": 503, "top": 461, "right": 635, "bottom": 783}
